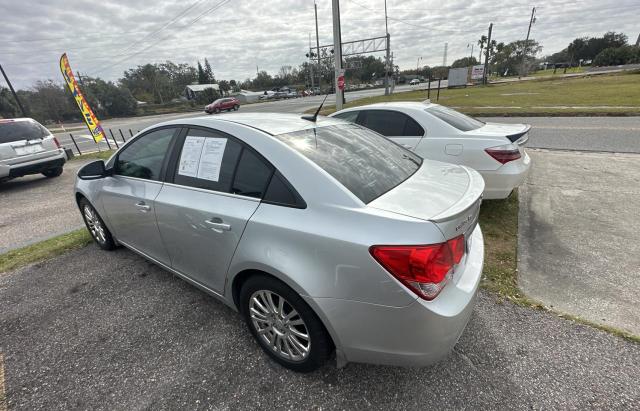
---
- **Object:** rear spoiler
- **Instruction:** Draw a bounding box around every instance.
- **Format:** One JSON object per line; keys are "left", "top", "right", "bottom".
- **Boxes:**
{"left": 506, "top": 124, "right": 531, "bottom": 145}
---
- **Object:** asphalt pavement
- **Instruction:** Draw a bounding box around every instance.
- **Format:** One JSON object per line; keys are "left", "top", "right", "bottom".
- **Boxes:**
{"left": 0, "top": 159, "right": 88, "bottom": 253}
{"left": 480, "top": 116, "right": 640, "bottom": 154}
{"left": 1, "top": 245, "right": 638, "bottom": 410}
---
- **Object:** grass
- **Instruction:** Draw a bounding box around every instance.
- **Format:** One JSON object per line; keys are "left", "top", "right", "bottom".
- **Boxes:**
{"left": 477, "top": 193, "right": 528, "bottom": 303}
{"left": 0, "top": 229, "right": 92, "bottom": 274}
{"left": 321, "top": 72, "right": 640, "bottom": 116}
{"left": 70, "top": 150, "right": 115, "bottom": 162}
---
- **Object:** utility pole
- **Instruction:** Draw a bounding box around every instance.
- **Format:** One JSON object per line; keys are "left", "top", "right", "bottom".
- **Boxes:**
{"left": 308, "top": 33, "right": 315, "bottom": 90}
{"left": 635, "top": 33, "right": 639, "bottom": 46}
{"left": 416, "top": 56, "right": 422, "bottom": 74}
{"left": 468, "top": 43, "right": 474, "bottom": 61}
{"left": 483, "top": 23, "right": 493, "bottom": 85}
{"left": 314, "top": 1, "right": 322, "bottom": 93}
{"left": 384, "top": 0, "right": 391, "bottom": 95}
{"left": 519, "top": 7, "right": 536, "bottom": 78}
{"left": 443, "top": 42, "right": 448, "bottom": 66}
{"left": 0, "top": 63, "right": 27, "bottom": 117}
{"left": 332, "top": 0, "right": 344, "bottom": 109}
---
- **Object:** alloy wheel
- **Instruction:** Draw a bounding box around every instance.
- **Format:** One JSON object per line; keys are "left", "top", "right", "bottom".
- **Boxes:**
{"left": 84, "top": 205, "right": 106, "bottom": 244}
{"left": 249, "top": 290, "right": 311, "bottom": 362}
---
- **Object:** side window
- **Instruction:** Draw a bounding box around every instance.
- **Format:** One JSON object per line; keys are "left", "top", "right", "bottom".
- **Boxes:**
{"left": 173, "top": 129, "right": 242, "bottom": 193}
{"left": 333, "top": 111, "right": 359, "bottom": 123}
{"left": 263, "top": 171, "right": 305, "bottom": 208}
{"left": 115, "top": 127, "right": 176, "bottom": 181}
{"left": 232, "top": 149, "right": 273, "bottom": 198}
{"left": 403, "top": 116, "right": 425, "bottom": 136}
{"left": 360, "top": 110, "right": 408, "bottom": 136}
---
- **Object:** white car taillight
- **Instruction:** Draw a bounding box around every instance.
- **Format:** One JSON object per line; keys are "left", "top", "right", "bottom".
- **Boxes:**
{"left": 485, "top": 144, "right": 521, "bottom": 164}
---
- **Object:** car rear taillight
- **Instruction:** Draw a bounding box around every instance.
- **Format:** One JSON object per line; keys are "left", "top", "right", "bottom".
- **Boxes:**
{"left": 370, "top": 234, "right": 465, "bottom": 300}
{"left": 485, "top": 144, "right": 521, "bottom": 164}
{"left": 53, "top": 137, "right": 62, "bottom": 148}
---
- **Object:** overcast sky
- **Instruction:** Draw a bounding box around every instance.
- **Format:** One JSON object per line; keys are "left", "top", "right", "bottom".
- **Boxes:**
{"left": 1, "top": 0, "right": 638, "bottom": 89}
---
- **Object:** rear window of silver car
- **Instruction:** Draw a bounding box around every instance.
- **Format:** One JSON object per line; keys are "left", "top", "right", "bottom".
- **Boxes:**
{"left": 426, "top": 105, "right": 484, "bottom": 131}
{"left": 0, "top": 120, "right": 49, "bottom": 144}
{"left": 274, "top": 124, "right": 422, "bottom": 203}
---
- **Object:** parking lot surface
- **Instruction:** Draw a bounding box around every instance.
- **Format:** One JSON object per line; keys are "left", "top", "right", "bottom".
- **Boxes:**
{"left": 519, "top": 149, "right": 640, "bottom": 335}
{"left": 0, "top": 160, "right": 87, "bottom": 253}
{"left": 1, "top": 245, "right": 638, "bottom": 410}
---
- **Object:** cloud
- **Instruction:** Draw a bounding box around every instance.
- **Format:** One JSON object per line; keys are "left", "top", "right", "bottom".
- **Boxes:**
{"left": 1, "top": 0, "right": 638, "bottom": 88}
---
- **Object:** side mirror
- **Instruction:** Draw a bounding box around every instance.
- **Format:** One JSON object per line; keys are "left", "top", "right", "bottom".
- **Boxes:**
{"left": 78, "top": 160, "right": 110, "bottom": 180}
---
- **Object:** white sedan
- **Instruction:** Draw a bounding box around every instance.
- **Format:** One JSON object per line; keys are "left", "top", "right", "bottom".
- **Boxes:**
{"left": 330, "top": 102, "right": 531, "bottom": 199}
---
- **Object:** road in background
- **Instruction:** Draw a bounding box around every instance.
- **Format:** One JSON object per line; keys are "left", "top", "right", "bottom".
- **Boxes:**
{"left": 481, "top": 116, "right": 640, "bottom": 153}
{"left": 53, "top": 83, "right": 442, "bottom": 153}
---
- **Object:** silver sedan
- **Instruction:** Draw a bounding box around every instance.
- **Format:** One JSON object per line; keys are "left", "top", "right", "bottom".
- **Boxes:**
{"left": 74, "top": 113, "right": 485, "bottom": 372}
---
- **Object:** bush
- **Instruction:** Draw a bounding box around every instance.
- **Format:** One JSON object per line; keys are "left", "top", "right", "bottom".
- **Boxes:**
{"left": 593, "top": 46, "right": 640, "bottom": 66}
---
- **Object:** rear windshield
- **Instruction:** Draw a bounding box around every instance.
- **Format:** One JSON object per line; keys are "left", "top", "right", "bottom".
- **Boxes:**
{"left": 0, "top": 120, "right": 49, "bottom": 144}
{"left": 426, "top": 105, "right": 484, "bottom": 131}
{"left": 274, "top": 124, "right": 422, "bottom": 203}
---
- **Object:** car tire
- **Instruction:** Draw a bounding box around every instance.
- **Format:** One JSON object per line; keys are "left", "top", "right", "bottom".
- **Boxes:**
{"left": 214, "top": 107, "right": 220, "bottom": 114}
{"left": 42, "top": 166, "right": 63, "bottom": 178}
{"left": 79, "top": 198, "right": 116, "bottom": 251}
{"left": 234, "top": 105, "right": 239, "bottom": 111}
{"left": 240, "top": 275, "right": 332, "bottom": 372}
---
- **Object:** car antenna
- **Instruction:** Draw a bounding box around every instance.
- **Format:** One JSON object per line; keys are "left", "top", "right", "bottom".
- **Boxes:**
{"left": 301, "top": 92, "right": 330, "bottom": 122}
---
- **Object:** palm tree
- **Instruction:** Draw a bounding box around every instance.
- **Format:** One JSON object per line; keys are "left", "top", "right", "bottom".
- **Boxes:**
{"left": 478, "top": 35, "right": 488, "bottom": 63}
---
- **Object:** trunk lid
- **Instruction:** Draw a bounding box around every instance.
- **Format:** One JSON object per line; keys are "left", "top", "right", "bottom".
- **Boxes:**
{"left": 471, "top": 122, "right": 531, "bottom": 145}
{"left": 368, "top": 159, "right": 484, "bottom": 240}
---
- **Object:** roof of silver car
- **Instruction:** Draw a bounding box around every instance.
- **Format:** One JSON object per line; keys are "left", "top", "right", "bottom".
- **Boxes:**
{"left": 167, "top": 112, "right": 348, "bottom": 136}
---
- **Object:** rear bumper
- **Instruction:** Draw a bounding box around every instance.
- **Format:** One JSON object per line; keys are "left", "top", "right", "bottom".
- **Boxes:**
{"left": 309, "top": 226, "right": 484, "bottom": 367}
{"left": 1, "top": 152, "right": 66, "bottom": 178}
{"left": 480, "top": 150, "right": 531, "bottom": 199}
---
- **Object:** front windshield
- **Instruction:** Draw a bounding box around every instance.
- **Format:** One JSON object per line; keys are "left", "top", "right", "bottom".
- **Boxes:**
{"left": 426, "top": 105, "right": 485, "bottom": 131}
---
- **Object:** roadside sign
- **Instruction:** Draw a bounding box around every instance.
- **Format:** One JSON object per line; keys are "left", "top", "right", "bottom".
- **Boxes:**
{"left": 471, "top": 65, "right": 485, "bottom": 80}
{"left": 337, "top": 75, "right": 345, "bottom": 91}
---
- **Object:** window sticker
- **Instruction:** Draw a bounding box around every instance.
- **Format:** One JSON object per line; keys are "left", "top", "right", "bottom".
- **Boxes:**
{"left": 178, "top": 136, "right": 205, "bottom": 177}
{"left": 197, "top": 137, "right": 228, "bottom": 182}
{"left": 177, "top": 136, "right": 228, "bottom": 182}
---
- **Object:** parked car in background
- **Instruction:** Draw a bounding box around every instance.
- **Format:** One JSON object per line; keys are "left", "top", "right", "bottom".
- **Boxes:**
{"left": 409, "top": 79, "right": 420, "bottom": 85}
{"left": 205, "top": 97, "right": 240, "bottom": 114}
{"left": 75, "top": 113, "right": 484, "bottom": 372}
{"left": 330, "top": 102, "right": 531, "bottom": 199}
{"left": 0, "top": 118, "right": 67, "bottom": 182}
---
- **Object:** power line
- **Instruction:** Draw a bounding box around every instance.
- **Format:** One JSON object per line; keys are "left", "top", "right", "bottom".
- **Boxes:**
{"left": 88, "top": 0, "right": 232, "bottom": 76}
{"left": 117, "top": 0, "right": 207, "bottom": 55}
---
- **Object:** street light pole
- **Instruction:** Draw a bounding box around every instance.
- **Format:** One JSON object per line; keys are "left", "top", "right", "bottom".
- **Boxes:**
{"left": 314, "top": 2, "right": 322, "bottom": 93}
{"left": 416, "top": 57, "right": 422, "bottom": 75}
{"left": 384, "top": 0, "right": 390, "bottom": 96}
{"left": 332, "top": 0, "right": 344, "bottom": 110}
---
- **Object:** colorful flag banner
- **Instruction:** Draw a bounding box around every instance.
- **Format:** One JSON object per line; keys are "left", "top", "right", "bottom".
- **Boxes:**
{"left": 59, "top": 53, "right": 105, "bottom": 142}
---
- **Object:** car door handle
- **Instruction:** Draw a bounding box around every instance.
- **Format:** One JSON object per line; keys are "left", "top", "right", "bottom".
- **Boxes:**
{"left": 205, "top": 219, "right": 231, "bottom": 232}
{"left": 135, "top": 201, "right": 151, "bottom": 212}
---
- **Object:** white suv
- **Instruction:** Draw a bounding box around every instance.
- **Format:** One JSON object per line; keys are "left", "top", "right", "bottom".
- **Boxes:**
{"left": 0, "top": 118, "right": 67, "bottom": 182}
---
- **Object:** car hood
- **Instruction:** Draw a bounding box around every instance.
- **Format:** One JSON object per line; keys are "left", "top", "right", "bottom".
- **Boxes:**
{"left": 368, "top": 159, "right": 484, "bottom": 226}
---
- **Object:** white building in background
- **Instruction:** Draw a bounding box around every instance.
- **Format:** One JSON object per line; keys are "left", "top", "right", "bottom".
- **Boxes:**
{"left": 185, "top": 84, "right": 220, "bottom": 100}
